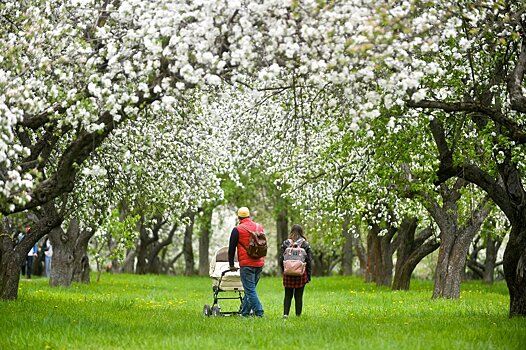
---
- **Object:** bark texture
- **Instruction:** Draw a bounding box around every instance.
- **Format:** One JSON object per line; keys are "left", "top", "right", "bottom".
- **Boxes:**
{"left": 198, "top": 208, "right": 213, "bottom": 276}
{"left": 423, "top": 179, "right": 492, "bottom": 299}
{"left": 365, "top": 219, "right": 398, "bottom": 286}
{"left": 0, "top": 203, "right": 62, "bottom": 299}
{"left": 392, "top": 218, "right": 439, "bottom": 290}
{"left": 135, "top": 216, "right": 176, "bottom": 275}
{"left": 276, "top": 209, "right": 289, "bottom": 276}
{"left": 50, "top": 217, "right": 93, "bottom": 287}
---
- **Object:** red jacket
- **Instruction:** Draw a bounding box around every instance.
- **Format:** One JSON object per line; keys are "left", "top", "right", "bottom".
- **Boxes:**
{"left": 235, "top": 218, "right": 265, "bottom": 267}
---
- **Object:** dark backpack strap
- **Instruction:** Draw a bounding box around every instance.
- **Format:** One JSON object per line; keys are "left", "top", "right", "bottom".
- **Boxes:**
{"left": 294, "top": 238, "right": 305, "bottom": 247}
{"left": 239, "top": 224, "right": 262, "bottom": 235}
{"left": 237, "top": 224, "right": 259, "bottom": 253}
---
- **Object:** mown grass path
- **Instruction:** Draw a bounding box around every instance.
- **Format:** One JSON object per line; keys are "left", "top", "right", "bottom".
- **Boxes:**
{"left": 1, "top": 274, "right": 524, "bottom": 349}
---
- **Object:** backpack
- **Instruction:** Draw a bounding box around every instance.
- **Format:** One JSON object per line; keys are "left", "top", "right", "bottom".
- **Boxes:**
{"left": 283, "top": 238, "right": 307, "bottom": 276}
{"left": 238, "top": 224, "right": 268, "bottom": 259}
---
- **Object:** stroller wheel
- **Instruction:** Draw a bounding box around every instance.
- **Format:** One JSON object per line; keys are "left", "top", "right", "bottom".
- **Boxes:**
{"left": 211, "top": 305, "right": 221, "bottom": 317}
{"left": 203, "top": 304, "right": 211, "bottom": 317}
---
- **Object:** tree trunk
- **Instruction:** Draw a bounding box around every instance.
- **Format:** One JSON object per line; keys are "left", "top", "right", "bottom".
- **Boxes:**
{"left": 365, "top": 221, "right": 397, "bottom": 286}
{"left": 503, "top": 214, "right": 526, "bottom": 317}
{"left": 392, "top": 218, "right": 440, "bottom": 290}
{"left": 433, "top": 231, "right": 466, "bottom": 298}
{"left": 145, "top": 223, "right": 177, "bottom": 274}
{"left": 0, "top": 241, "right": 24, "bottom": 300}
{"left": 276, "top": 209, "right": 288, "bottom": 276}
{"left": 352, "top": 224, "right": 367, "bottom": 277}
{"left": 183, "top": 211, "right": 196, "bottom": 276}
{"left": 0, "top": 205, "right": 62, "bottom": 300}
{"left": 136, "top": 217, "right": 178, "bottom": 274}
{"left": 49, "top": 217, "right": 93, "bottom": 286}
{"left": 342, "top": 214, "right": 353, "bottom": 276}
{"left": 0, "top": 221, "right": 23, "bottom": 300}
{"left": 433, "top": 224, "right": 490, "bottom": 298}
{"left": 121, "top": 250, "right": 136, "bottom": 273}
{"left": 198, "top": 230, "right": 210, "bottom": 276}
{"left": 467, "top": 236, "right": 484, "bottom": 279}
{"left": 483, "top": 234, "right": 502, "bottom": 284}
{"left": 71, "top": 227, "right": 92, "bottom": 283}
{"left": 198, "top": 208, "right": 213, "bottom": 276}
{"left": 135, "top": 215, "right": 169, "bottom": 274}
{"left": 312, "top": 252, "right": 339, "bottom": 276}
{"left": 430, "top": 189, "right": 491, "bottom": 299}
{"left": 135, "top": 219, "right": 148, "bottom": 274}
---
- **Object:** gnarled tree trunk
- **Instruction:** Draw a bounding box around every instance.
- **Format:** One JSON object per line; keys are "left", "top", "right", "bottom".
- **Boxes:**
{"left": 365, "top": 219, "right": 398, "bottom": 286}
{"left": 392, "top": 218, "right": 439, "bottom": 290}
{"left": 483, "top": 234, "right": 502, "bottom": 284}
{"left": 0, "top": 231, "right": 25, "bottom": 300}
{"left": 467, "top": 233, "right": 503, "bottom": 284}
{"left": 136, "top": 215, "right": 177, "bottom": 275}
{"left": 428, "top": 181, "right": 491, "bottom": 298}
{"left": 504, "top": 220, "right": 526, "bottom": 317}
{"left": 0, "top": 204, "right": 62, "bottom": 300}
{"left": 50, "top": 217, "right": 93, "bottom": 286}
{"left": 146, "top": 223, "right": 177, "bottom": 274}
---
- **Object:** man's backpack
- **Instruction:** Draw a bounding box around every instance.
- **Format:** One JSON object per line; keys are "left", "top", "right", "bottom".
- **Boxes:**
{"left": 239, "top": 224, "right": 268, "bottom": 259}
{"left": 283, "top": 239, "right": 307, "bottom": 276}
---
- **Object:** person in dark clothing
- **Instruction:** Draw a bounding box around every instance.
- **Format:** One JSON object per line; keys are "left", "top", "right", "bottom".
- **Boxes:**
{"left": 23, "top": 227, "right": 38, "bottom": 279}
{"left": 279, "top": 224, "right": 313, "bottom": 318}
{"left": 228, "top": 207, "right": 265, "bottom": 317}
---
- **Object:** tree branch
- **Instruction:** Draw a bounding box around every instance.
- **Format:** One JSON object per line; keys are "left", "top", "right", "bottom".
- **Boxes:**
{"left": 508, "top": 39, "right": 526, "bottom": 114}
{"left": 413, "top": 226, "right": 434, "bottom": 248}
{"left": 409, "top": 99, "right": 526, "bottom": 143}
{"left": 428, "top": 119, "right": 512, "bottom": 218}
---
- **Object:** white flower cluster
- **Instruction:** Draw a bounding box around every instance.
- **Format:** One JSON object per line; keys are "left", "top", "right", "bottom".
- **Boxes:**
{"left": 0, "top": 0, "right": 518, "bottom": 224}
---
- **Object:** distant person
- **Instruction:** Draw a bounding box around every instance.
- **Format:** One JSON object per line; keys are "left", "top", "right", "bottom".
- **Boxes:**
{"left": 44, "top": 238, "right": 53, "bottom": 278}
{"left": 279, "top": 224, "right": 313, "bottom": 319}
{"left": 24, "top": 227, "right": 38, "bottom": 279}
{"left": 228, "top": 207, "right": 265, "bottom": 317}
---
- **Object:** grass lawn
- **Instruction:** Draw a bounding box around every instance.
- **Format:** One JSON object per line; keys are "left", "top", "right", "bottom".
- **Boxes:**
{"left": 0, "top": 273, "right": 524, "bottom": 349}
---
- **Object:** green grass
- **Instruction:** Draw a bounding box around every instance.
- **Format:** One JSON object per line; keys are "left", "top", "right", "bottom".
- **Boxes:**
{"left": 0, "top": 274, "right": 524, "bottom": 349}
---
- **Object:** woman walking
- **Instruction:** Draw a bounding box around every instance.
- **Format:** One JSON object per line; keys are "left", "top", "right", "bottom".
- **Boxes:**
{"left": 279, "top": 224, "right": 313, "bottom": 318}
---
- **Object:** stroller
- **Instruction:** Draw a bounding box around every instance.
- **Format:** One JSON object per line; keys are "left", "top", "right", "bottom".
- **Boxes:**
{"left": 202, "top": 247, "right": 244, "bottom": 317}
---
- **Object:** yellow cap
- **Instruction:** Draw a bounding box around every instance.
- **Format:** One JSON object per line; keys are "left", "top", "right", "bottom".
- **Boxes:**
{"left": 237, "top": 207, "right": 250, "bottom": 218}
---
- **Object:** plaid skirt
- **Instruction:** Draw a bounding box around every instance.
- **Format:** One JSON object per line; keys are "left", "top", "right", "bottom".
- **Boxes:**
{"left": 283, "top": 271, "right": 308, "bottom": 289}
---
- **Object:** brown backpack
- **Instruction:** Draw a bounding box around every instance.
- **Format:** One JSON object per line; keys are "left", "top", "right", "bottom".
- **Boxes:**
{"left": 238, "top": 224, "right": 268, "bottom": 258}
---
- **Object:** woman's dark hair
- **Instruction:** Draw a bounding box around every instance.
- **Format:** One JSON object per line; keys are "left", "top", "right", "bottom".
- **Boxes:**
{"left": 288, "top": 224, "right": 306, "bottom": 241}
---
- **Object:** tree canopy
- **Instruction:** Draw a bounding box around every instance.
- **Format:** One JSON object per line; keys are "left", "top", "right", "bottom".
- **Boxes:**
{"left": 1, "top": 0, "right": 526, "bottom": 316}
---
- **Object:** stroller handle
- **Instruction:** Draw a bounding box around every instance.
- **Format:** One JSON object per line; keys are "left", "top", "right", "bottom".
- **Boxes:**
{"left": 222, "top": 268, "right": 238, "bottom": 276}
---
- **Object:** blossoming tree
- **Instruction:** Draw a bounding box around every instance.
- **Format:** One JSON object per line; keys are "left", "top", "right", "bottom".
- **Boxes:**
{"left": 1, "top": 0, "right": 525, "bottom": 318}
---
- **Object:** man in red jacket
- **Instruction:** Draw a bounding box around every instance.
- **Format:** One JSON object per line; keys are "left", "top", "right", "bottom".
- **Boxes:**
{"left": 228, "top": 207, "right": 265, "bottom": 317}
